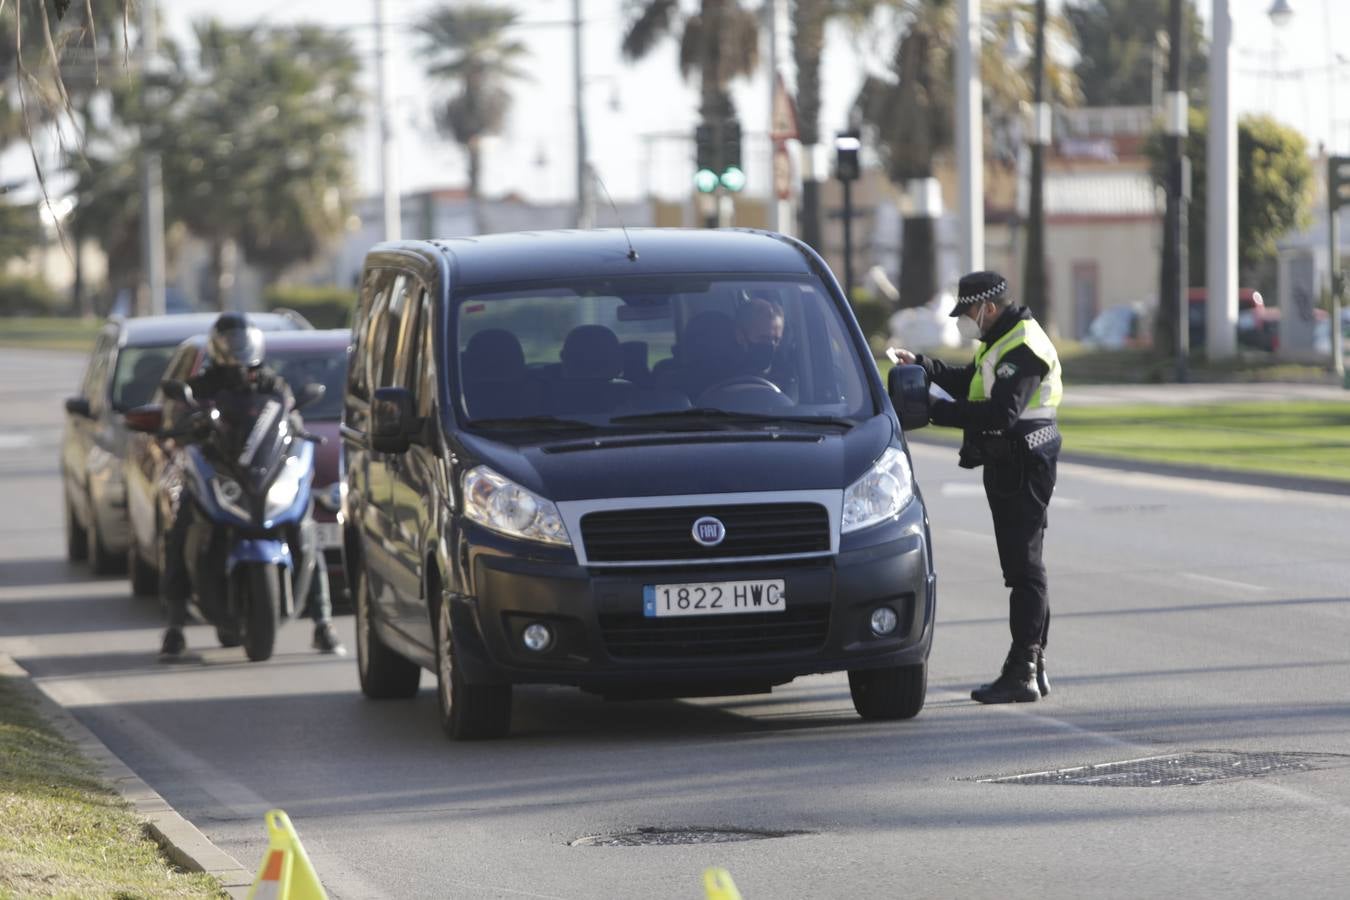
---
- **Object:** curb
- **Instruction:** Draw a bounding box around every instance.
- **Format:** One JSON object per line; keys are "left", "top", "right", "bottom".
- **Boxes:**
{"left": 0, "top": 654, "right": 255, "bottom": 898}
{"left": 906, "top": 434, "right": 1350, "bottom": 497}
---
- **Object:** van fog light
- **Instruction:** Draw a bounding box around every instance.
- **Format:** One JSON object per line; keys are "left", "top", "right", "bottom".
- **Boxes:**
{"left": 869, "top": 606, "right": 899, "bottom": 636}
{"left": 522, "top": 623, "right": 554, "bottom": 652}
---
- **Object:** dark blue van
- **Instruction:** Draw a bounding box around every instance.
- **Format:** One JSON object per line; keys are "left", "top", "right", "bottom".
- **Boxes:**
{"left": 341, "top": 229, "right": 934, "bottom": 739}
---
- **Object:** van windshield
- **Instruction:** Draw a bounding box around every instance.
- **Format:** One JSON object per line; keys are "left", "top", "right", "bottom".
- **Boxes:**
{"left": 454, "top": 275, "right": 875, "bottom": 433}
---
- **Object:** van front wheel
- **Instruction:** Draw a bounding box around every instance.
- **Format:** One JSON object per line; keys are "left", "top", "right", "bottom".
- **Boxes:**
{"left": 436, "top": 598, "right": 511, "bottom": 740}
{"left": 849, "top": 662, "right": 926, "bottom": 720}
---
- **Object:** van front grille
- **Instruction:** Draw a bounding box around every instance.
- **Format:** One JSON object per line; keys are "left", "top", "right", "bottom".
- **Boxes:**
{"left": 598, "top": 606, "right": 831, "bottom": 659}
{"left": 580, "top": 503, "right": 830, "bottom": 564}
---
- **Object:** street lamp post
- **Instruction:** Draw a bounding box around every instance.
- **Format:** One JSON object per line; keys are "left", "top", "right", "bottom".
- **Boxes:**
{"left": 138, "top": 0, "right": 166, "bottom": 316}
{"left": 955, "top": 0, "right": 983, "bottom": 274}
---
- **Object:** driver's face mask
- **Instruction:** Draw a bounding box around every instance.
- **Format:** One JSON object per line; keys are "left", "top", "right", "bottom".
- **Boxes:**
{"left": 745, "top": 340, "right": 776, "bottom": 373}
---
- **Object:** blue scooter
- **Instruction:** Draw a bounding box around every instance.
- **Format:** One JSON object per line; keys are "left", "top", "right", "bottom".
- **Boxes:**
{"left": 135, "top": 380, "right": 324, "bottom": 661}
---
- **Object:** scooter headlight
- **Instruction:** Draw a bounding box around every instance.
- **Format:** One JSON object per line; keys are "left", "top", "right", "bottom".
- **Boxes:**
{"left": 462, "top": 466, "right": 570, "bottom": 546}
{"left": 264, "top": 457, "right": 308, "bottom": 522}
{"left": 841, "top": 447, "right": 915, "bottom": 533}
{"left": 211, "top": 476, "right": 250, "bottom": 522}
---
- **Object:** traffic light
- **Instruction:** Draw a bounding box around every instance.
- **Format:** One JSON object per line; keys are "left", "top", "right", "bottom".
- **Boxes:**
{"left": 1331, "top": 156, "right": 1350, "bottom": 212}
{"left": 694, "top": 123, "right": 718, "bottom": 193}
{"left": 835, "top": 130, "right": 861, "bottom": 182}
{"left": 719, "top": 119, "right": 744, "bottom": 192}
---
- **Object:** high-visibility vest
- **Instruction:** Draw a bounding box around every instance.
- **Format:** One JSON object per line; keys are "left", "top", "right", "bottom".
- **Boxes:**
{"left": 967, "top": 318, "right": 1062, "bottom": 420}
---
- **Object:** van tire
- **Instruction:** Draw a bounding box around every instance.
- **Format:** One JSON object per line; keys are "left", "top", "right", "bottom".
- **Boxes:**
{"left": 65, "top": 495, "right": 88, "bottom": 563}
{"left": 436, "top": 597, "right": 511, "bottom": 740}
{"left": 848, "top": 662, "right": 926, "bottom": 720}
{"left": 355, "top": 569, "right": 420, "bottom": 699}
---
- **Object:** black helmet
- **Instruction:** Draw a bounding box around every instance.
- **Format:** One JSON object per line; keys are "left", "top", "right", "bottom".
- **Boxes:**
{"left": 207, "top": 313, "right": 265, "bottom": 369}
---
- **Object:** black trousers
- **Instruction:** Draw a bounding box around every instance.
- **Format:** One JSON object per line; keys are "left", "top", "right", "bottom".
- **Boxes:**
{"left": 982, "top": 443, "right": 1059, "bottom": 653}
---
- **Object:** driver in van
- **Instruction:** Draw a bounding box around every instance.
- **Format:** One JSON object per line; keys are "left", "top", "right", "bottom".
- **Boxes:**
{"left": 735, "top": 293, "right": 785, "bottom": 376}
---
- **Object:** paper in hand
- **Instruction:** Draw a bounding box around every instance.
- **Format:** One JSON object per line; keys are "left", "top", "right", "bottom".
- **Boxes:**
{"left": 928, "top": 382, "right": 955, "bottom": 403}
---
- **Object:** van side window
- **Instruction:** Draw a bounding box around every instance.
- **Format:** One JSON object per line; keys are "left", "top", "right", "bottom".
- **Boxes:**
{"left": 83, "top": 335, "right": 115, "bottom": 415}
{"left": 410, "top": 289, "right": 436, "bottom": 418}
{"left": 375, "top": 274, "right": 410, "bottom": 389}
{"left": 349, "top": 269, "right": 389, "bottom": 402}
{"left": 392, "top": 282, "right": 426, "bottom": 390}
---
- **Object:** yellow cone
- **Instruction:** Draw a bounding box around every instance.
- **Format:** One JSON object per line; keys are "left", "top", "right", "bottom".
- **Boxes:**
{"left": 247, "top": 809, "right": 329, "bottom": 900}
{"left": 703, "top": 867, "right": 744, "bottom": 900}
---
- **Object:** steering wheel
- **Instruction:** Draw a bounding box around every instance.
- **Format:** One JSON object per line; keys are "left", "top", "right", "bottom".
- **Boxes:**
{"left": 701, "top": 374, "right": 783, "bottom": 395}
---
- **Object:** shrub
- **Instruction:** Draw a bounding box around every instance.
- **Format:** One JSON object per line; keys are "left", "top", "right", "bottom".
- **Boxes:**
{"left": 848, "top": 290, "right": 892, "bottom": 342}
{"left": 264, "top": 284, "right": 357, "bottom": 330}
{"left": 0, "top": 275, "right": 61, "bottom": 317}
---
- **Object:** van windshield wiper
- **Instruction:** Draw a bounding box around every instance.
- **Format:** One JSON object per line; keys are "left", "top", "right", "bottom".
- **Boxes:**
{"left": 609, "top": 408, "right": 858, "bottom": 430}
{"left": 467, "top": 415, "right": 599, "bottom": 432}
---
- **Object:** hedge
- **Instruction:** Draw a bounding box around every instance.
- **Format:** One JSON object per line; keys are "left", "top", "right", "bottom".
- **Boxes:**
{"left": 264, "top": 284, "right": 357, "bottom": 330}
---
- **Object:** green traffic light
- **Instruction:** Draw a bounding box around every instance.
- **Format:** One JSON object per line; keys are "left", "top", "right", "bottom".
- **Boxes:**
{"left": 694, "top": 168, "right": 719, "bottom": 193}
{"left": 720, "top": 166, "right": 746, "bottom": 193}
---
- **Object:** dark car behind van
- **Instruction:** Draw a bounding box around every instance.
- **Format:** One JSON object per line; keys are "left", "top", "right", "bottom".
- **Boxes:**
{"left": 341, "top": 229, "right": 934, "bottom": 739}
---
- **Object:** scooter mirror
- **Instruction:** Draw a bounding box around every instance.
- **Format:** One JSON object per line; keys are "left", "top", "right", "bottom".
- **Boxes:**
{"left": 296, "top": 383, "right": 326, "bottom": 410}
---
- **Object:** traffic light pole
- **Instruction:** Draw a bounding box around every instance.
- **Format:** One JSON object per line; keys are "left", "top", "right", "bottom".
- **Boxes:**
{"left": 842, "top": 178, "right": 854, "bottom": 298}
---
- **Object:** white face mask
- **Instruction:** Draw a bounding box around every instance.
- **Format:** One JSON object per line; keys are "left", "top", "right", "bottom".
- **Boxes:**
{"left": 956, "top": 305, "right": 986, "bottom": 341}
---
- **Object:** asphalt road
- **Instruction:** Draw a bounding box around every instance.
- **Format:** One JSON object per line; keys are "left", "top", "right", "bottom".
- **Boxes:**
{"left": 3, "top": 349, "right": 1349, "bottom": 899}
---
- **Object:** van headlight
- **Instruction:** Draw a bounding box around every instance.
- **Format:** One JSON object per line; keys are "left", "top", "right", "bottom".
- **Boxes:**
{"left": 841, "top": 447, "right": 915, "bottom": 533}
{"left": 264, "top": 457, "right": 308, "bottom": 521}
{"left": 463, "top": 466, "right": 571, "bottom": 546}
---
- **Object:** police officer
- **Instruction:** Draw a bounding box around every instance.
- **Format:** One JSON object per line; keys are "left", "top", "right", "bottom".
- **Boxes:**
{"left": 159, "top": 313, "right": 345, "bottom": 660}
{"left": 892, "top": 271, "right": 1062, "bottom": 703}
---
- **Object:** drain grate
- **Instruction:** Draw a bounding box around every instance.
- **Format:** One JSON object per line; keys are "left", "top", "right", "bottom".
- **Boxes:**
{"left": 972, "top": 751, "right": 1350, "bottom": 787}
{"left": 570, "top": 827, "right": 811, "bottom": 847}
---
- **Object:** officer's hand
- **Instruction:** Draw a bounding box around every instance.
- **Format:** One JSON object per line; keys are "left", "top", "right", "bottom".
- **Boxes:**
{"left": 888, "top": 348, "right": 917, "bottom": 365}
{"left": 929, "top": 399, "right": 960, "bottom": 427}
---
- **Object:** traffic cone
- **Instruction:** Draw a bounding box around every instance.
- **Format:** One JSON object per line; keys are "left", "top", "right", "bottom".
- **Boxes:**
{"left": 247, "top": 809, "right": 329, "bottom": 900}
{"left": 703, "top": 867, "right": 744, "bottom": 900}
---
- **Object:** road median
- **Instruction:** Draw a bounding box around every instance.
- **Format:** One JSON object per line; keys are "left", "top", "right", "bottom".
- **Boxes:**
{"left": 0, "top": 655, "right": 253, "bottom": 899}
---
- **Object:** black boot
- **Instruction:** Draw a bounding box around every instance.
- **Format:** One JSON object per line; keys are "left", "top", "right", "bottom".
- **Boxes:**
{"left": 972, "top": 646, "right": 1039, "bottom": 704}
{"left": 1037, "top": 651, "right": 1050, "bottom": 698}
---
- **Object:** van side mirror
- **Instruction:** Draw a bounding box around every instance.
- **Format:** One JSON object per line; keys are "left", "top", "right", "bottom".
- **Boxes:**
{"left": 65, "top": 396, "right": 92, "bottom": 418}
{"left": 887, "top": 364, "right": 929, "bottom": 431}
{"left": 371, "top": 386, "right": 415, "bottom": 454}
{"left": 123, "top": 404, "right": 164, "bottom": 434}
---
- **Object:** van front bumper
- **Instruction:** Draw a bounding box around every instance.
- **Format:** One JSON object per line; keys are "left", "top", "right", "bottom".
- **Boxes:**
{"left": 453, "top": 507, "right": 935, "bottom": 692}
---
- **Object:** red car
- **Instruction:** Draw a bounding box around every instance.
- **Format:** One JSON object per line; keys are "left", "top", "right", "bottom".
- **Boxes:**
{"left": 124, "top": 329, "right": 351, "bottom": 603}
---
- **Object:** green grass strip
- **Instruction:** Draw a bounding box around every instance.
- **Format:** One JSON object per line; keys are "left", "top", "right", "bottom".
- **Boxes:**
{"left": 0, "top": 318, "right": 102, "bottom": 352}
{"left": 0, "top": 676, "right": 224, "bottom": 899}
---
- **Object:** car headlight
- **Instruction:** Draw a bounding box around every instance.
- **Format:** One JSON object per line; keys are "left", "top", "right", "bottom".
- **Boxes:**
{"left": 841, "top": 447, "right": 915, "bottom": 534}
{"left": 211, "top": 476, "right": 250, "bottom": 522}
{"left": 313, "top": 481, "right": 343, "bottom": 513}
{"left": 264, "top": 457, "right": 308, "bottom": 522}
{"left": 463, "top": 466, "right": 571, "bottom": 546}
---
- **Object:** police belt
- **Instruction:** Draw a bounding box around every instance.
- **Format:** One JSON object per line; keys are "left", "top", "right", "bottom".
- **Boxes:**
{"left": 971, "top": 422, "right": 1060, "bottom": 461}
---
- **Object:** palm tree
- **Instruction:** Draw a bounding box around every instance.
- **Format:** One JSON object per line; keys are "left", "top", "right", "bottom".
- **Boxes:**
{"left": 415, "top": 3, "right": 530, "bottom": 202}
{"left": 792, "top": 0, "right": 827, "bottom": 250}
{"left": 621, "top": 0, "right": 760, "bottom": 208}
{"left": 855, "top": 0, "right": 1078, "bottom": 308}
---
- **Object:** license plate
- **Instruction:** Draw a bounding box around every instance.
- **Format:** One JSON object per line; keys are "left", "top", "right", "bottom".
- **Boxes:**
{"left": 643, "top": 579, "right": 786, "bottom": 618}
{"left": 316, "top": 522, "right": 341, "bottom": 548}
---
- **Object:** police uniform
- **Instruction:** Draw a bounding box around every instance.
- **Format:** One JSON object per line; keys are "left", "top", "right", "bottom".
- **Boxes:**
{"left": 913, "top": 272, "right": 1063, "bottom": 703}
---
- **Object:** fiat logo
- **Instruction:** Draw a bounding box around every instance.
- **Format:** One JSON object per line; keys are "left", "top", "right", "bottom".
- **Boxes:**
{"left": 691, "top": 516, "right": 726, "bottom": 547}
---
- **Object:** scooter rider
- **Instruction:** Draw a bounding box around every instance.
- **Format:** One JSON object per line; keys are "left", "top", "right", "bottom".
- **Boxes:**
{"left": 158, "top": 313, "right": 345, "bottom": 660}
{"left": 891, "top": 271, "right": 1062, "bottom": 703}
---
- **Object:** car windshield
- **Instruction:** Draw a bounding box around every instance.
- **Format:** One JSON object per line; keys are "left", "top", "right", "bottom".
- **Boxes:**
{"left": 454, "top": 275, "right": 875, "bottom": 434}
{"left": 269, "top": 349, "right": 347, "bottom": 421}
{"left": 111, "top": 345, "right": 177, "bottom": 411}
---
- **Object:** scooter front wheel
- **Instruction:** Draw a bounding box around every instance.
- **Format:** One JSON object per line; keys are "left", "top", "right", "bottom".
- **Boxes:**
{"left": 239, "top": 563, "right": 281, "bottom": 662}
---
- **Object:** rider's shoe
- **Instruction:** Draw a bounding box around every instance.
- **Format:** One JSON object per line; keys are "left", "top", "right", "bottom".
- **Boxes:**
{"left": 158, "top": 626, "right": 187, "bottom": 662}
{"left": 313, "top": 622, "right": 347, "bottom": 656}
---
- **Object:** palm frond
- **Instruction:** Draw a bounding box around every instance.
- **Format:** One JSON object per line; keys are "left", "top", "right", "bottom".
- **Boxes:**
{"left": 621, "top": 0, "right": 680, "bottom": 62}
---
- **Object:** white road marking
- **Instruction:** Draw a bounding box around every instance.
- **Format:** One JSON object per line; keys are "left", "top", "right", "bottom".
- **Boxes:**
{"left": 939, "top": 482, "right": 985, "bottom": 498}
{"left": 1181, "top": 572, "right": 1269, "bottom": 593}
{"left": 0, "top": 434, "right": 35, "bottom": 450}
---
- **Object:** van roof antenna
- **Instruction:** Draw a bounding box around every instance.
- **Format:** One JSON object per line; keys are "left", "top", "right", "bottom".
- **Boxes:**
{"left": 592, "top": 170, "right": 638, "bottom": 261}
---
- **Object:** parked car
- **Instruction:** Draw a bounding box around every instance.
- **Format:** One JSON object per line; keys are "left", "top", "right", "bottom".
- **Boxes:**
{"left": 1083, "top": 303, "right": 1155, "bottom": 350}
{"left": 123, "top": 329, "right": 350, "bottom": 601}
{"left": 62, "top": 312, "right": 310, "bottom": 574}
{"left": 342, "top": 229, "right": 934, "bottom": 739}
{"left": 1187, "top": 287, "right": 1268, "bottom": 350}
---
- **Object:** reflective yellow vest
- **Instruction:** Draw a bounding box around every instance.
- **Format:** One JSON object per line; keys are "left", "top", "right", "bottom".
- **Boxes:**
{"left": 967, "top": 319, "right": 1063, "bottom": 420}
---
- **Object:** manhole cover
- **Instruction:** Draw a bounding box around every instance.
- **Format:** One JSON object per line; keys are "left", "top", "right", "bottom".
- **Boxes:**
{"left": 570, "top": 827, "right": 810, "bottom": 847}
{"left": 971, "top": 751, "right": 1350, "bottom": 787}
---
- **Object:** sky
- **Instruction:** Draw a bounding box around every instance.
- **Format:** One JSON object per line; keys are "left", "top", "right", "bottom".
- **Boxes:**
{"left": 3, "top": 0, "right": 1347, "bottom": 208}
